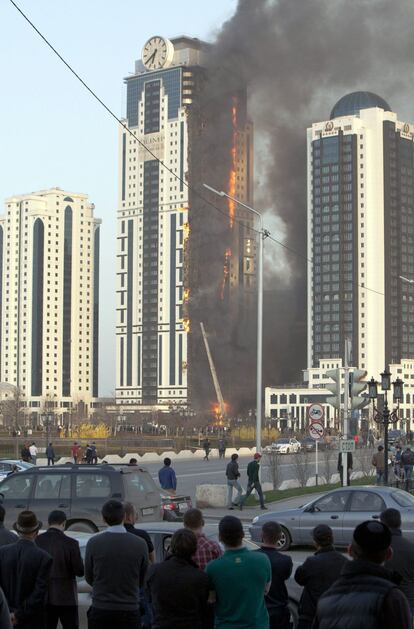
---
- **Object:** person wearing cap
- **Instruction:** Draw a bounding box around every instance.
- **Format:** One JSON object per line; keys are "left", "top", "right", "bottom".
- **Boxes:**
{"left": 294, "top": 525, "right": 347, "bottom": 629}
{"left": 381, "top": 507, "right": 414, "bottom": 617}
{"left": 205, "top": 515, "right": 271, "bottom": 628}
{"left": 239, "top": 452, "right": 267, "bottom": 510}
{"left": 314, "top": 520, "right": 412, "bottom": 629}
{"left": 372, "top": 444, "right": 386, "bottom": 484}
{"left": 0, "top": 510, "right": 52, "bottom": 628}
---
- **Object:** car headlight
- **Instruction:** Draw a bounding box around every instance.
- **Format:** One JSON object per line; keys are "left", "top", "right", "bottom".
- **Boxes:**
{"left": 252, "top": 516, "right": 259, "bottom": 524}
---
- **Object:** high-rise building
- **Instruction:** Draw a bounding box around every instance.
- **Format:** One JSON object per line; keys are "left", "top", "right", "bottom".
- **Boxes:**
{"left": 116, "top": 36, "right": 255, "bottom": 413}
{"left": 0, "top": 188, "right": 101, "bottom": 419}
{"left": 307, "top": 91, "right": 414, "bottom": 378}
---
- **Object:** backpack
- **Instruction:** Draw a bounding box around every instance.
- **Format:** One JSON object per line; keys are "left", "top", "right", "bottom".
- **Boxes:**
{"left": 403, "top": 450, "right": 414, "bottom": 465}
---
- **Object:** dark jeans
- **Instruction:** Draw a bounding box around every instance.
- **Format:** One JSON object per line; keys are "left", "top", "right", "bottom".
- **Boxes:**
{"left": 47, "top": 458, "right": 55, "bottom": 466}
{"left": 241, "top": 481, "right": 265, "bottom": 508}
{"left": 87, "top": 607, "right": 140, "bottom": 629}
{"left": 269, "top": 607, "right": 291, "bottom": 629}
{"left": 297, "top": 620, "right": 312, "bottom": 629}
{"left": 47, "top": 605, "right": 78, "bottom": 629}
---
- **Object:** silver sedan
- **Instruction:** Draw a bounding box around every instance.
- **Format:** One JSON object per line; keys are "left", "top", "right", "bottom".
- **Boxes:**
{"left": 249, "top": 485, "right": 414, "bottom": 550}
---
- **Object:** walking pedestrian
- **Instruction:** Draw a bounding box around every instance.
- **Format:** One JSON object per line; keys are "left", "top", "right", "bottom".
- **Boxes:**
{"left": 29, "top": 442, "right": 38, "bottom": 465}
{"left": 294, "top": 525, "right": 347, "bottom": 629}
{"left": 71, "top": 442, "right": 80, "bottom": 464}
{"left": 372, "top": 445, "right": 386, "bottom": 484}
{"left": 147, "top": 529, "right": 209, "bottom": 629}
{"left": 85, "top": 500, "right": 148, "bottom": 629}
{"left": 91, "top": 443, "right": 98, "bottom": 465}
{"left": 394, "top": 445, "right": 403, "bottom": 480}
{"left": 225, "top": 453, "right": 243, "bottom": 510}
{"left": 123, "top": 502, "right": 155, "bottom": 563}
{"left": 85, "top": 444, "right": 93, "bottom": 465}
{"left": 158, "top": 458, "right": 177, "bottom": 494}
{"left": 257, "top": 521, "right": 293, "bottom": 629}
{"left": 36, "top": 510, "right": 84, "bottom": 629}
{"left": 337, "top": 451, "right": 353, "bottom": 486}
{"left": 183, "top": 508, "right": 222, "bottom": 570}
{"left": 21, "top": 442, "right": 31, "bottom": 463}
{"left": 239, "top": 452, "right": 267, "bottom": 511}
{"left": 0, "top": 510, "right": 52, "bottom": 629}
{"left": 314, "top": 521, "right": 412, "bottom": 629}
{"left": 203, "top": 438, "right": 211, "bottom": 461}
{"left": 218, "top": 438, "right": 226, "bottom": 460}
{"left": 381, "top": 507, "right": 414, "bottom": 617}
{"left": 0, "top": 587, "right": 11, "bottom": 629}
{"left": 205, "top": 516, "right": 271, "bottom": 628}
{"left": 46, "top": 442, "right": 55, "bottom": 467}
{"left": 368, "top": 429, "right": 375, "bottom": 449}
{"left": 0, "top": 506, "right": 16, "bottom": 547}
{"left": 401, "top": 446, "right": 414, "bottom": 489}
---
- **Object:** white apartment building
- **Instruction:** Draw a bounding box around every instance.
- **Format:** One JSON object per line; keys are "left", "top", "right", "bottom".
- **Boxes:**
{"left": 0, "top": 188, "right": 100, "bottom": 420}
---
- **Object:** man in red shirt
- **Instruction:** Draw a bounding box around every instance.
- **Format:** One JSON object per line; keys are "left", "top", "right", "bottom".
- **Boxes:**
{"left": 183, "top": 508, "right": 222, "bottom": 570}
{"left": 71, "top": 442, "right": 80, "bottom": 464}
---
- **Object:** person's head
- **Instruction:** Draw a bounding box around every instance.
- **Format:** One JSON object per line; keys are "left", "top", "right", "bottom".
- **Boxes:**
{"left": 102, "top": 500, "right": 125, "bottom": 526}
{"left": 406, "top": 447, "right": 412, "bottom": 451}
{"left": 0, "top": 505, "right": 6, "bottom": 524}
{"left": 164, "top": 457, "right": 171, "bottom": 467}
{"left": 380, "top": 508, "right": 402, "bottom": 531}
{"left": 313, "top": 524, "right": 334, "bottom": 549}
{"left": 183, "top": 508, "right": 204, "bottom": 533}
{"left": 74, "top": 442, "right": 78, "bottom": 445}
{"left": 123, "top": 502, "right": 137, "bottom": 525}
{"left": 129, "top": 458, "right": 138, "bottom": 465}
{"left": 231, "top": 453, "right": 238, "bottom": 461}
{"left": 261, "top": 521, "right": 282, "bottom": 547}
{"left": 13, "top": 510, "right": 42, "bottom": 540}
{"left": 349, "top": 520, "right": 392, "bottom": 565}
{"left": 48, "top": 442, "right": 52, "bottom": 447}
{"left": 170, "top": 529, "right": 197, "bottom": 560}
{"left": 396, "top": 445, "right": 401, "bottom": 451}
{"left": 254, "top": 453, "right": 262, "bottom": 461}
{"left": 48, "top": 510, "right": 67, "bottom": 530}
{"left": 378, "top": 445, "right": 384, "bottom": 452}
{"left": 219, "top": 515, "right": 244, "bottom": 549}
{"left": 31, "top": 442, "right": 35, "bottom": 446}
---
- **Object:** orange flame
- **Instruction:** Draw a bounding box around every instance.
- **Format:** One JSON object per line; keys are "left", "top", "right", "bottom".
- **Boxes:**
{"left": 183, "top": 318, "right": 190, "bottom": 333}
{"left": 183, "top": 222, "right": 190, "bottom": 242}
{"left": 220, "top": 248, "right": 232, "bottom": 300}
{"left": 183, "top": 288, "right": 190, "bottom": 303}
{"left": 228, "top": 98, "right": 238, "bottom": 228}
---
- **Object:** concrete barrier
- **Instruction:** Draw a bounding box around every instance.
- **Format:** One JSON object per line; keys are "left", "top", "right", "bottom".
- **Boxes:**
{"left": 350, "top": 470, "right": 364, "bottom": 480}
{"left": 330, "top": 473, "right": 340, "bottom": 484}
{"left": 278, "top": 479, "right": 300, "bottom": 491}
{"left": 196, "top": 484, "right": 228, "bottom": 508}
{"left": 306, "top": 476, "right": 327, "bottom": 487}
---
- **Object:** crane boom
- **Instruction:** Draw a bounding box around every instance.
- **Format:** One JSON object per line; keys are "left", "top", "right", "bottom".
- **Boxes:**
{"left": 200, "top": 322, "right": 226, "bottom": 419}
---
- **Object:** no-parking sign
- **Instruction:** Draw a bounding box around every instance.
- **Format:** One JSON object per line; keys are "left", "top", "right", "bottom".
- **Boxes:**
{"left": 309, "top": 421, "right": 324, "bottom": 440}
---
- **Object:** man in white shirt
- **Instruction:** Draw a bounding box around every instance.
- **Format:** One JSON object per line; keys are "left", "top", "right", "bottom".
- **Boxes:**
{"left": 29, "top": 443, "right": 38, "bottom": 465}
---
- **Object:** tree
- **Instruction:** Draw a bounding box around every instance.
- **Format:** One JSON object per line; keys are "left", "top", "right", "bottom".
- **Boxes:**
{"left": 0, "top": 384, "right": 25, "bottom": 457}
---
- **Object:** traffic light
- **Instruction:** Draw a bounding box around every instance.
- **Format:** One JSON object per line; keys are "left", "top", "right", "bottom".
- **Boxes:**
{"left": 350, "top": 369, "right": 369, "bottom": 410}
{"left": 326, "top": 369, "right": 341, "bottom": 410}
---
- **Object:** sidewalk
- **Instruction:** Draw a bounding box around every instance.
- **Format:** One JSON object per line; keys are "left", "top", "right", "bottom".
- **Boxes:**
{"left": 203, "top": 492, "right": 323, "bottom": 522}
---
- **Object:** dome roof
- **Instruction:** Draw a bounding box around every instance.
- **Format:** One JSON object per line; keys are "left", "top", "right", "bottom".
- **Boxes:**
{"left": 330, "top": 91, "right": 392, "bottom": 119}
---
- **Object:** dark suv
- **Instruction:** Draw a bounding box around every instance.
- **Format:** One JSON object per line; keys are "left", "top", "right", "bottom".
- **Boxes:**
{"left": 0, "top": 464, "right": 162, "bottom": 532}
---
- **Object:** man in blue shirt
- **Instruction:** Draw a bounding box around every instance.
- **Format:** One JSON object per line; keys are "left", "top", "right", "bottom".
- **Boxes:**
{"left": 158, "top": 458, "right": 177, "bottom": 494}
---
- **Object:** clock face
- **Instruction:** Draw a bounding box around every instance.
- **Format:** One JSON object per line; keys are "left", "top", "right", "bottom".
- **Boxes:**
{"left": 142, "top": 36, "right": 174, "bottom": 70}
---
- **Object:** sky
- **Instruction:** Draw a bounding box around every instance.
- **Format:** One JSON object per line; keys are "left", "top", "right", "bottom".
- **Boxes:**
{"left": 0, "top": 0, "right": 238, "bottom": 396}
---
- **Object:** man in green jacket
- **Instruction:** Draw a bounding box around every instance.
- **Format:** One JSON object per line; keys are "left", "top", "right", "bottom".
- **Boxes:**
{"left": 239, "top": 453, "right": 267, "bottom": 510}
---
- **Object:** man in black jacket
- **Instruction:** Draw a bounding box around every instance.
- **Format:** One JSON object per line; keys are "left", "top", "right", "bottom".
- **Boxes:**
{"left": 36, "top": 510, "right": 84, "bottom": 629}
{"left": 257, "top": 521, "right": 292, "bottom": 629}
{"left": 225, "top": 453, "right": 242, "bottom": 509}
{"left": 0, "top": 505, "right": 17, "bottom": 547}
{"left": 146, "top": 528, "right": 209, "bottom": 629}
{"left": 314, "top": 520, "right": 412, "bottom": 629}
{"left": 381, "top": 507, "right": 414, "bottom": 615}
{"left": 295, "top": 525, "right": 347, "bottom": 629}
{"left": 0, "top": 510, "right": 52, "bottom": 629}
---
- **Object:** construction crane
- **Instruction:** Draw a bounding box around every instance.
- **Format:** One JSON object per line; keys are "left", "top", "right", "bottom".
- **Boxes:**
{"left": 200, "top": 322, "right": 226, "bottom": 421}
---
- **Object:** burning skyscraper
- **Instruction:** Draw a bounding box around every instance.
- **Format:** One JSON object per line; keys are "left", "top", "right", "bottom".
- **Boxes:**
{"left": 115, "top": 36, "right": 255, "bottom": 415}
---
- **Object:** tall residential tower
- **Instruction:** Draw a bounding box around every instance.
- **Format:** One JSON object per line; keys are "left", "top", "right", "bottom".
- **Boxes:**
{"left": 116, "top": 36, "right": 255, "bottom": 413}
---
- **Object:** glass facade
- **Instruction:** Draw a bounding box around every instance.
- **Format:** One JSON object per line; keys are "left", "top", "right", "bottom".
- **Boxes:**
{"left": 169, "top": 213, "right": 176, "bottom": 385}
{"left": 126, "top": 67, "right": 182, "bottom": 127}
{"left": 31, "top": 219, "right": 44, "bottom": 396}
{"left": 312, "top": 134, "right": 358, "bottom": 366}
{"left": 62, "top": 206, "right": 72, "bottom": 397}
{"left": 126, "top": 220, "right": 133, "bottom": 386}
{"left": 93, "top": 226, "right": 100, "bottom": 398}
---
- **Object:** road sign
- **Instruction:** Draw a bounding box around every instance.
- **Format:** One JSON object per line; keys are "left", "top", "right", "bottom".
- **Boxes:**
{"left": 307, "top": 403, "right": 325, "bottom": 422}
{"left": 309, "top": 421, "right": 324, "bottom": 440}
{"left": 339, "top": 439, "right": 355, "bottom": 453}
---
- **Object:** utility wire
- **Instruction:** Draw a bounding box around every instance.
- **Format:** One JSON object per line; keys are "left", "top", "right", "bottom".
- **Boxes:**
{"left": 8, "top": 0, "right": 385, "bottom": 298}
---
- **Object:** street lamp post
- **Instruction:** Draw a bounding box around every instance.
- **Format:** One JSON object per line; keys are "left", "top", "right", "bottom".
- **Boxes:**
{"left": 203, "top": 183, "right": 268, "bottom": 454}
{"left": 368, "top": 368, "right": 404, "bottom": 485}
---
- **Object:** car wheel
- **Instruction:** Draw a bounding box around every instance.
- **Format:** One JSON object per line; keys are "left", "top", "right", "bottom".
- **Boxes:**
{"left": 288, "top": 598, "right": 299, "bottom": 628}
{"left": 66, "top": 521, "right": 97, "bottom": 533}
{"left": 276, "top": 526, "right": 291, "bottom": 551}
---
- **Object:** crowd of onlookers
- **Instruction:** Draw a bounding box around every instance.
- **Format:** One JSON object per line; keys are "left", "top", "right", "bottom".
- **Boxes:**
{"left": 0, "top": 497, "right": 412, "bottom": 628}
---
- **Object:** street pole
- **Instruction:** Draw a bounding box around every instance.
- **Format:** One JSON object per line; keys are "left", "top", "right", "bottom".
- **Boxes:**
{"left": 383, "top": 397, "right": 390, "bottom": 485}
{"left": 315, "top": 439, "right": 319, "bottom": 486}
{"left": 342, "top": 339, "right": 350, "bottom": 487}
{"left": 203, "top": 184, "right": 266, "bottom": 454}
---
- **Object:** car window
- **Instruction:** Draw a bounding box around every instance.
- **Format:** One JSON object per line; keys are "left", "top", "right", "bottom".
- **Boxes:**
{"left": 124, "top": 471, "right": 156, "bottom": 497}
{"left": 34, "top": 474, "right": 71, "bottom": 500}
{"left": 314, "top": 491, "right": 349, "bottom": 512}
{"left": 0, "top": 464, "right": 10, "bottom": 473}
{"left": 392, "top": 490, "right": 414, "bottom": 507}
{"left": 0, "top": 475, "right": 33, "bottom": 499}
{"left": 75, "top": 474, "right": 111, "bottom": 498}
{"left": 163, "top": 535, "right": 172, "bottom": 556}
{"left": 349, "top": 491, "right": 386, "bottom": 513}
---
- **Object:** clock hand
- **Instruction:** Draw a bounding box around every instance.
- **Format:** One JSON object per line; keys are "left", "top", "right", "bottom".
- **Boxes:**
{"left": 147, "top": 49, "right": 157, "bottom": 65}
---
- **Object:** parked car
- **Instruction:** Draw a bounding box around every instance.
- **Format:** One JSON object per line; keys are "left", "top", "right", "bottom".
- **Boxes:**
{"left": 300, "top": 438, "right": 317, "bottom": 452}
{"left": 250, "top": 485, "right": 414, "bottom": 550}
{"left": 0, "top": 460, "right": 34, "bottom": 482}
{"left": 0, "top": 463, "right": 162, "bottom": 531}
{"left": 264, "top": 438, "right": 301, "bottom": 454}
{"left": 70, "top": 522, "right": 301, "bottom": 628}
{"left": 160, "top": 491, "right": 192, "bottom": 521}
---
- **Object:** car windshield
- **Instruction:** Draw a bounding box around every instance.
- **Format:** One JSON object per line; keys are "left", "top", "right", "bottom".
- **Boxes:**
{"left": 391, "top": 489, "right": 414, "bottom": 507}
{"left": 276, "top": 439, "right": 289, "bottom": 444}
